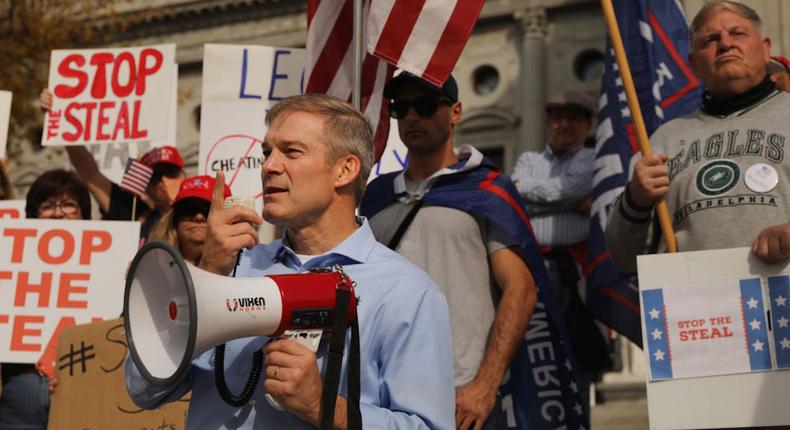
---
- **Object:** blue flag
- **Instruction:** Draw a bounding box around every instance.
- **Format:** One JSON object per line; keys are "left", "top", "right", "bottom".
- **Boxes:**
{"left": 588, "top": 0, "right": 702, "bottom": 346}
{"left": 362, "top": 158, "right": 588, "bottom": 430}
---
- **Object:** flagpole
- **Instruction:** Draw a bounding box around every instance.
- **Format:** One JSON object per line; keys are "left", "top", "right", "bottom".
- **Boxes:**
{"left": 600, "top": 0, "right": 678, "bottom": 253}
{"left": 131, "top": 196, "right": 137, "bottom": 222}
{"left": 352, "top": 0, "right": 363, "bottom": 110}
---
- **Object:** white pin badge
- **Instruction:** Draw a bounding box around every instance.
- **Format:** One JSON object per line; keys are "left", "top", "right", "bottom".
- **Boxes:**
{"left": 745, "top": 163, "right": 778, "bottom": 193}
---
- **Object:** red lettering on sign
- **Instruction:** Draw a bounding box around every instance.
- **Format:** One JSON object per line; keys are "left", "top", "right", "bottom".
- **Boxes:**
{"left": 57, "top": 273, "right": 89, "bottom": 309}
{"left": 0, "top": 208, "right": 20, "bottom": 219}
{"left": 10, "top": 315, "right": 44, "bottom": 351}
{"left": 137, "top": 49, "right": 163, "bottom": 95}
{"left": 38, "top": 229, "right": 75, "bottom": 264}
{"left": 4, "top": 228, "right": 37, "bottom": 263}
{"left": 80, "top": 230, "right": 112, "bottom": 265}
{"left": 112, "top": 51, "right": 137, "bottom": 97}
{"left": 14, "top": 272, "right": 52, "bottom": 308}
{"left": 96, "top": 101, "right": 115, "bottom": 140}
{"left": 53, "top": 54, "right": 88, "bottom": 98}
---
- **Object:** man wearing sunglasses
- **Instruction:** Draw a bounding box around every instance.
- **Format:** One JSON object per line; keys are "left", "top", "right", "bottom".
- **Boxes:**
{"left": 363, "top": 73, "right": 586, "bottom": 430}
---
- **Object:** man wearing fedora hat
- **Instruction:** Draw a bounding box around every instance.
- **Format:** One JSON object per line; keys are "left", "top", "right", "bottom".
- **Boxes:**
{"left": 511, "top": 90, "right": 606, "bottom": 417}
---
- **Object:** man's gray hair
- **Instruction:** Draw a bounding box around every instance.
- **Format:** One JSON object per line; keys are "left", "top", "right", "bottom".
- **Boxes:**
{"left": 688, "top": 1, "right": 762, "bottom": 46}
{"left": 265, "top": 93, "right": 374, "bottom": 204}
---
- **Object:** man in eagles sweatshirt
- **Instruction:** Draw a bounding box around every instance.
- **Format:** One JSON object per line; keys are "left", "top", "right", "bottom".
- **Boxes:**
{"left": 606, "top": 0, "right": 790, "bottom": 270}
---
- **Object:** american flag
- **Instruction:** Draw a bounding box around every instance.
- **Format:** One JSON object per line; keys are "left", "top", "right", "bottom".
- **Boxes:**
{"left": 119, "top": 158, "right": 154, "bottom": 198}
{"left": 306, "top": 0, "right": 394, "bottom": 161}
{"left": 587, "top": 0, "right": 701, "bottom": 346}
{"left": 367, "top": 0, "right": 484, "bottom": 87}
{"left": 305, "top": 0, "right": 483, "bottom": 161}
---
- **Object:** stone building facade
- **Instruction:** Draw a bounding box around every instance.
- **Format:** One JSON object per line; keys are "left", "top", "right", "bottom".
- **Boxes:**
{"left": 9, "top": 0, "right": 790, "bottom": 191}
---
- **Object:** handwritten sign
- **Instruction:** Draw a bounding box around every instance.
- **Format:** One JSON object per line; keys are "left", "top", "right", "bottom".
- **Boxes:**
{"left": 0, "top": 219, "right": 140, "bottom": 363}
{"left": 0, "top": 200, "right": 25, "bottom": 219}
{"left": 199, "top": 44, "right": 304, "bottom": 211}
{"left": 48, "top": 319, "right": 189, "bottom": 429}
{"left": 87, "top": 65, "right": 178, "bottom": 184}
{"left": 42, "top": 44, "right": 175, "bottom": 146}
{"left": 0, "top": 90, "right": 10, "bottom": 158}
{"left": 638, "top": 247, "right": 790, "bottom": 428}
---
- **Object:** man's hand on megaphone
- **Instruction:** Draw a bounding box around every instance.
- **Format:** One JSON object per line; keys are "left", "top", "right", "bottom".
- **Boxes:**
{"left": 263, "top": 339, "right": 328, "bottom": 425}
{"left": 198, "top": 172, "right": 263, "bottom": 275}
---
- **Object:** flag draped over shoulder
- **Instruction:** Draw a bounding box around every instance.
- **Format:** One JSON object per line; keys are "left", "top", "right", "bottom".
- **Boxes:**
{"left": 588, "top": 0, "right": 701, "bottom": 346}
{"left": 305, "top": 0, "right": 483, "bottom": 161}
{"left": 362, "top": 159, "right": 588, "bottom": 430}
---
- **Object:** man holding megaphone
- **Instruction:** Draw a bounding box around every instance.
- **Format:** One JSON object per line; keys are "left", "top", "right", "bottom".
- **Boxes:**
{"left": 125, "top": 94, "right": 455, "bottom": 429}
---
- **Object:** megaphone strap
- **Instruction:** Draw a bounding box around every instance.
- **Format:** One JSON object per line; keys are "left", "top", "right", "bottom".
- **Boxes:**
{"left": 319, "top": 284, "right": 361, "bottom": 430}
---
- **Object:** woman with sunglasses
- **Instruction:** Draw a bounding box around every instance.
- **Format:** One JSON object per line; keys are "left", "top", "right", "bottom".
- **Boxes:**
{"left": 0, "top": 169, "right": 91, "bottom": 429}
{"left": 149, "top": 175, "right": 231, "bottom": 266}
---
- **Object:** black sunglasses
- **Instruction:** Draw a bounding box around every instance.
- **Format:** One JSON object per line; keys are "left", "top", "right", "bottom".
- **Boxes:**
{"left": 174, "top": 199, "right": 210, "bottom": 223}
{"left": 389, "top": 96, "right": 452, "bottom": 119}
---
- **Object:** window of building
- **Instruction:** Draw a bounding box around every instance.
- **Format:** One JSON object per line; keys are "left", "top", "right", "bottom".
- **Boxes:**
{"left": 574, "top": 49, "right": 605, "bottom": 82}
{"left": 473, "top": 65, "right": 500, "bottom": 96}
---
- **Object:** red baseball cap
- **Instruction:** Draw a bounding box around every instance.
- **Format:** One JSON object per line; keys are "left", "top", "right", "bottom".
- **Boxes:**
{"left": 140, "top": 146, "right": 185, "bottom": 169}
{"left": 173, "top": 175, "right": 231, "bottom": 206}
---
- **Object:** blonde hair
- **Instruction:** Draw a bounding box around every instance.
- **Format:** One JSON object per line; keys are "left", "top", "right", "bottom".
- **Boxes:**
{"left": 265, "top": 94, "right": 374, "bottom": 204}
{"left": 148, "top": 209, "right": 179, "bottom": 248}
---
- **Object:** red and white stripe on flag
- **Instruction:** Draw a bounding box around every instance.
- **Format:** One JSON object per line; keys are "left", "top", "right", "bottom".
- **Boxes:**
{"left": 367, "top": 0, "right": 484, "bottom": 87}
{"left": 305, "top": 0, "right": 395, "bottom": 162}
{"left": 119, "top": 158, "right": 153, "bottom": 197}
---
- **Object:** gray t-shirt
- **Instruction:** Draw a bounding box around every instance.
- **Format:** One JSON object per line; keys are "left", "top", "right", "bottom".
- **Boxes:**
{"left": 369, "top": 199, "right": 513, "bottom": 387}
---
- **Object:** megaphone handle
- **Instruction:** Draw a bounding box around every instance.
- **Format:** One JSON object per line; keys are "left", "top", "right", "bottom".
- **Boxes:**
{"left": 264, "top": 329, "right": 323, "bottom": 411}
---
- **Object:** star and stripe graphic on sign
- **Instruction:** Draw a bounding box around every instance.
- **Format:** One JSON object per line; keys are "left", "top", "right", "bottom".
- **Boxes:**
{"left": 768, "top": 276, "right": 790, "bottom": 368}
{"left": 642, "top": 275, "right": 790, "bottom": 381}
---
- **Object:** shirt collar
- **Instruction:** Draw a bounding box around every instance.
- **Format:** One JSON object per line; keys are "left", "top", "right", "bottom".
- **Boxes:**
{"left": 273, "top": 216, "right": 376, "bottom": 269}
{"left": 394, "top": 144, "right": 483, "bottom": 196}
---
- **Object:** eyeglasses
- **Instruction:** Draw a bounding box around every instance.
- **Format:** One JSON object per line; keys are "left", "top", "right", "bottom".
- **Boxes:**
{"left": 174, "top": 200, "right": 210, "bottom": 223}
{"left": 547, "top": 109, "right": 589, "bottom": 123}
{"left": 38, "top": 200, "right": 80, "bottom": 217}
{"left": 389, "top": 97, "right": 452, "bottom": 119}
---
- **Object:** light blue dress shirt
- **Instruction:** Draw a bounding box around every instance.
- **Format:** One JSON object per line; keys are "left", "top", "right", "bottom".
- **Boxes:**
{"left": 125, "top": 219, "right": 454, "bottom": 429}
{"left": 511, "top": 146, "right": 595, "bottom": 246}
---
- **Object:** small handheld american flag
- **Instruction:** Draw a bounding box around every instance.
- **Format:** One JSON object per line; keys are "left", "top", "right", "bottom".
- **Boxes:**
{"left": 119, "top": 158, "right": 154, "bottom": 198}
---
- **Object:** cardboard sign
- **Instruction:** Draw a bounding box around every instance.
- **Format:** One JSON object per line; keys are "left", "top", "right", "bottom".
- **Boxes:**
{"left": 42, "top": 44, "right": 175, "bottom": 146}
{"left": 0, "top": 199, "right": 25, "bottom": 219}
{"left": 87, "top": 65, "right": 178, "bottom": 184}
{"left": 48, "top": 319, "right": 189, "bottom": 429}
{"left": 638, "top": 247, "right": 790, "bottom": 428}
{"left": 0, "top": 90, "right": 11, "bottom": 158}
{"left": 0, "top": 219, "right": 140, "bottom": 363}
{"left": 199, "top": 44, "right": 304, "bottom": 211}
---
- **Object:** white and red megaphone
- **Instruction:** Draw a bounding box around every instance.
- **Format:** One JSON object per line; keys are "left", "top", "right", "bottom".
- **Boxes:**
{"left": 123, "top": 240, "right": 357, "bottom": 388}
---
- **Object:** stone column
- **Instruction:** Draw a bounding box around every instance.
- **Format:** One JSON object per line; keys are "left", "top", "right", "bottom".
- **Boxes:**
{"left": 515, "top": 6, "right": 548, "bottom": 157}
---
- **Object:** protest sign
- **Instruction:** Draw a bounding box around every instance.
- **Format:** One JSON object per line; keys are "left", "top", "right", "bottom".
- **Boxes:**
{"left": 0, "top": 200, "right": 25, "bottom": 219}
{"left": 638, "top": 247, "right": 790, "bottom": 428}
{"left": 86, "top": 65, "right": 178, "bottom": 184}
{"left": 42, "top": 44, "right": 175, "bottom": 146}
{"left": 48, "top": 318, "right": 189, "bottom": 429}
{"left": 0, "top": 90, "right": 10, "bottom": 158}
{"left": 0, "top": 219, "right": 140, "bottom": 363}
{"left": 199, "top": 44, "right": 303, "bottom": 211}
